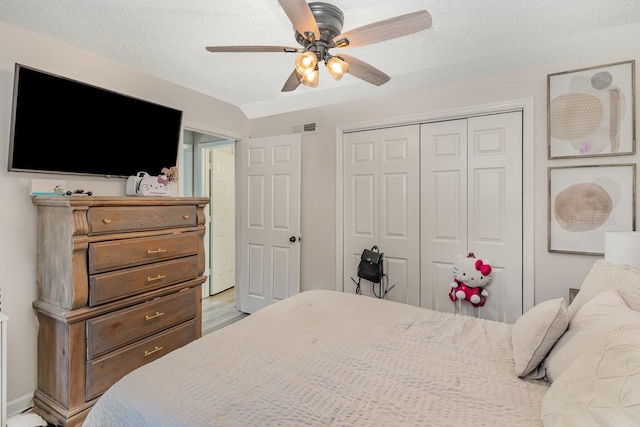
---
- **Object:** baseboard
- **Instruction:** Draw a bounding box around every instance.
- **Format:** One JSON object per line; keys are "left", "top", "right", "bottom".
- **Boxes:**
{"left": 7, "top": 393, "right": 34, "bottom": 418}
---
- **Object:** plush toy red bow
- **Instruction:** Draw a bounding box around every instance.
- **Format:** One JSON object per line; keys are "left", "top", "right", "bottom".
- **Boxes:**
{"left": 475, "top": 259, "right": 492, "bottom": 276}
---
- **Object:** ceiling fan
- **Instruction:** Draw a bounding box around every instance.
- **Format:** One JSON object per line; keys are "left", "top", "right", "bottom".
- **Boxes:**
{"left": 205, "top": 0, "right": 432, "bottom": 92}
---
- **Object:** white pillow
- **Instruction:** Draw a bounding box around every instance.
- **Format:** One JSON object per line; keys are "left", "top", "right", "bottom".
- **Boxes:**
{"left": 541, "top": 325, "right": 640, "bottom": 426}
{"left": 568, "top": 260, "right": 640, "bottom": 321}
{"left": 543, "top": 288, "right": 640, "bottom": 382}
{"left": 512, "top": 298, "right": 568, "bottom": 377}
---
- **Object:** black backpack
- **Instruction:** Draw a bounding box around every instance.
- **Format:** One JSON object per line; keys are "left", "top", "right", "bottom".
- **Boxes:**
{"left": 357, "top": 245, "right": 384, "bottom": 284}
{"left": 351, "top": 246, "right": 394, "bottom": 298}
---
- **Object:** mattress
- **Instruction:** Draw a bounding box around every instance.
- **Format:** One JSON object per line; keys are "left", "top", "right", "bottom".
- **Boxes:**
{"left": 84, "top": 290, "right": 549, "bottom": 426}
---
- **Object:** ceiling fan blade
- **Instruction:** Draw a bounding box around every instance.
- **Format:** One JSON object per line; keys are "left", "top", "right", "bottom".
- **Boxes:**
{"left": 281, "top": 70, "right": 302, "bottom": 92}
{"left": 339, "top": 54, "right": 390, "bottom": 86}
{"left": 278, "top": 0, "right": 320, "bottom": 41}
{"left": 336, "top": 10, "right": 432, "bottom": 48}
{"left": 206, "top": 46, "right": 299, "bottom": 53}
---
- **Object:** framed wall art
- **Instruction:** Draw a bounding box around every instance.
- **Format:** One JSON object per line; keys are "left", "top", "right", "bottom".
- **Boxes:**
{"left": 548, "top": 164, "right": 636, "bottom": 255}
{"left": 548, "top": 60, "right": 635, "bottom": 159}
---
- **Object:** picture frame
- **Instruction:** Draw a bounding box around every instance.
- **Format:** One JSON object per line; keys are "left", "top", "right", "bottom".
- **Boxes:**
{"left": 548, "top": 60, "right": 635, "bottom": 159}
{"left": 548, "top": 164, "right": 636, "bottom": 255}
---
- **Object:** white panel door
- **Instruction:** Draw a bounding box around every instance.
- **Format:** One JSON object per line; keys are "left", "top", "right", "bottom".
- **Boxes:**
{"left": 420, "top": 119, "right": 468, "bottom": 313}
{"left": 343, "top": 126, "right": 420, "bottom": 305}
{"left": 237, "top": 134, "right": 301, "bottom": 313}
{"left": 209, "top": 147, "right": 235, "bottom": 295}
{"left": 468, "top": 112, "right": 523, "bottom": 323}
{"left": 421, "top": 112, "right": 523, "bottom": 322}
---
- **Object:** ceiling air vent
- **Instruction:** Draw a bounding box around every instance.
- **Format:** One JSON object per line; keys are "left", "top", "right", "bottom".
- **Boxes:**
{"left": 292, "top": 122, "right": 317, "bottom": 134}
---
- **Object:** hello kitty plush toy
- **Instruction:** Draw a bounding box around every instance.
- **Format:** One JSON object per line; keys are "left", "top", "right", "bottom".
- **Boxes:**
{"left": 449, "top": 252, "right": 493, "bottom": 307}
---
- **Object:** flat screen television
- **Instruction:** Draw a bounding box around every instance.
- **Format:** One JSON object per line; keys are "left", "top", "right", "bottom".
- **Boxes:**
{"left": 8, "top": 63, "right": 183, "bottom": 178}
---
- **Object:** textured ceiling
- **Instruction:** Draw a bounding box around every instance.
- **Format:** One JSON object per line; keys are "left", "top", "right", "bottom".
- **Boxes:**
{"left": 2, "top": 0, "right": 640, "bottom": 118}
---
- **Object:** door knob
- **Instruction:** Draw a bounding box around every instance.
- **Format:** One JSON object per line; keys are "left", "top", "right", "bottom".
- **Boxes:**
{"left": 289, "top": 236, "right": 296, "bottom": 243}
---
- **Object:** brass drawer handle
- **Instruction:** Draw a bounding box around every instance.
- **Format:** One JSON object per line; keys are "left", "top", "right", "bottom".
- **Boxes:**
{"left": 183, "top": 214, "right": 190, "bottom": 219}
{"left": 144, "top": 346, "right": 164, "bottom": 357}
{"left": 147, "top": 248, "right": 167, "bottom": 254}
{"left": 147, "top": 274, "right": 166, "bottom": 282}
{"left": 102, "top": 218, "right": 112, "bottom": 224}
{"left": 145, "top": 311, "right": 165, "bottom": 321}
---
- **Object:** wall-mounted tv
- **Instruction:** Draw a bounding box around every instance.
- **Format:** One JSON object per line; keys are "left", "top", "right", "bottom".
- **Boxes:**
{"left": 8, "top": 63, "right": 183, "bottom": 178}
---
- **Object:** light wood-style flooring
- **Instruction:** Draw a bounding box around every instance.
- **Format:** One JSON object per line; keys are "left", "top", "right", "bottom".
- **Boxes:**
{"left": 202, "top": 287, "right": 249, "bottom": 335}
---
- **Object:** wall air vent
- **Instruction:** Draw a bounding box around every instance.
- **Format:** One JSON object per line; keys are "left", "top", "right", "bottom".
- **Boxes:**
{"left": 292, "top": 122, "right": 317, "bottom": 134}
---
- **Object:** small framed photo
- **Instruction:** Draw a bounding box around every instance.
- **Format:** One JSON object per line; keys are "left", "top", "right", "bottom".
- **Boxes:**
{"left": 548, "top": 164, "right": 636, "bottom": 255}
{"left": 548, "top": 60, "right": 635, "bottom": 159}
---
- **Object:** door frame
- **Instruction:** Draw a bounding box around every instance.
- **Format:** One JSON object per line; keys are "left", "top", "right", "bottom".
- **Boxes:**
{"left": 335, "top": 98, "right": 535, "bottom": 314}
{"left": 182, "top": 120, "right": 246, "bottom": 301}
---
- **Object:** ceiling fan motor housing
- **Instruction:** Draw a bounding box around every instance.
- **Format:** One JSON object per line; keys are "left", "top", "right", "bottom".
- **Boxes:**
{"left": 295, "top": 2, "right": 345, "bottom": 61}
{"left": 309, "top": 2, "right": 344, "bottom": 39}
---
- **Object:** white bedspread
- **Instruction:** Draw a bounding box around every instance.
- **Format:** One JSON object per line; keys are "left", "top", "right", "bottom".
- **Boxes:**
{"left": 84, "top": 290, "right": 548, "bottom": 426}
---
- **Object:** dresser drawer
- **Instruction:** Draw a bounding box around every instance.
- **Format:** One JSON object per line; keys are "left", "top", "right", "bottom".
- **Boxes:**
{"left": 89, "top": 256, "right": 198, "bottom": 306}
{"left": 86, "top": 288, "right": 197, "bottom": 359}
{"left": 88, "top": 205, "right": 197, "bottom": 235}
{"left": 86, "top": 319, "right": 197, "bottom": 400}
{"left": 88, "top": 232, "right": 199, "bottom": 273}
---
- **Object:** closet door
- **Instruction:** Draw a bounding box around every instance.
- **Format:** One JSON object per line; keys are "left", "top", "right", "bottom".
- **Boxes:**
{"left": 421, "top": 112, "right": 523, "bottom": 323}
{"left": 420, "top": 119, "right": 468, "bottom": 313}
{"left": 343, "top": 126, "right": 420, "bottom": 306}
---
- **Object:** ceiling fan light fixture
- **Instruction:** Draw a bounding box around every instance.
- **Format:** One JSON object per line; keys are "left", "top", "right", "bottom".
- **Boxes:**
{"left": 300, "top": 66, "right": 319, "bottom": 87}
{"left": 295, "top": 51, "right": 318, "bottom": 75}
{"left": 326, "top": 56, "right": 349, "bottom": 81}
{"left": 206, "top": 2, "right": 433, "bottom": 93}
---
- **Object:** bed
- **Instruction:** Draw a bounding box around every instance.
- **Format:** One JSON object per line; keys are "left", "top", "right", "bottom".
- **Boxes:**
{"left": 84, "top": 260, "right": 640, "bottom": 426}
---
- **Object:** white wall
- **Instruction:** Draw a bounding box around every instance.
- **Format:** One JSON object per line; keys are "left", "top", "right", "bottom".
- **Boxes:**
{"left": 0, "top": 21, "right": 249, "bottom": 414}
{"left": 248, "top": 31, "right": 640, "bottom": 306}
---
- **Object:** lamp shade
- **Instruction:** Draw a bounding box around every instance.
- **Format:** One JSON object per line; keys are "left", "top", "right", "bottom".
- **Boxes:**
{"left": 326, "top": 56, "right": 349, "bottom": 81}
{"left": 604, "top": 231, "right": 640, "bottom": 269}
{"left": 300, "top": 67, "right": 319, "bottom": 87}
{"left": 295, "top": 51, "right": 317, "bottom": 76}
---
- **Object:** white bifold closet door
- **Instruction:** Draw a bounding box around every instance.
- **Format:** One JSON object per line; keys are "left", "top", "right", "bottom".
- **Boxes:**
{"left": 343, "top": 126, "right": 421, "bottom": 306}
{"left": 420, "top": 112, "right": 523, "bottom": 323}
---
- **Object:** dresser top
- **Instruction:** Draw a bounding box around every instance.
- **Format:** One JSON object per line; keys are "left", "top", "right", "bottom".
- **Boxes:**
{"left": 32, "top": 196, "right": 210, "bottom": 207}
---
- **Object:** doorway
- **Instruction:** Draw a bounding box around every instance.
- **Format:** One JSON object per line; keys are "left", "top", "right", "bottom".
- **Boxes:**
{"left": 204, "top": 144, "right": 235, "bottom": 295}
{"left": 183, "top": 129, "right": 236, "bottom": 297}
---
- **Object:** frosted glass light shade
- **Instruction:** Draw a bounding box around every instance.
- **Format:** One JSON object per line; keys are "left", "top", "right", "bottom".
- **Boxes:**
{"left": 326, "top": 56, "right": 349, "bottom": 81}
{"left": 604, "top": 231, "right": 640, "bottom": 269}
{"left": 295, "top": 51, "right": 317, "bottom": 76}
{"left": 300, "top": 67, "right": 319, "bottom": 87}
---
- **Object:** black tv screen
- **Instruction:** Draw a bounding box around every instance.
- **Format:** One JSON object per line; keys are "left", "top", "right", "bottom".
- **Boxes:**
{"left": 8, "top": 64, "right": 183, "bottom": 178}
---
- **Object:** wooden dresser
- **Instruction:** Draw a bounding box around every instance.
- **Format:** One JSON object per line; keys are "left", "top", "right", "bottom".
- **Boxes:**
{"left": 31, "top": 196, "right": 210, "bottom": 426}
